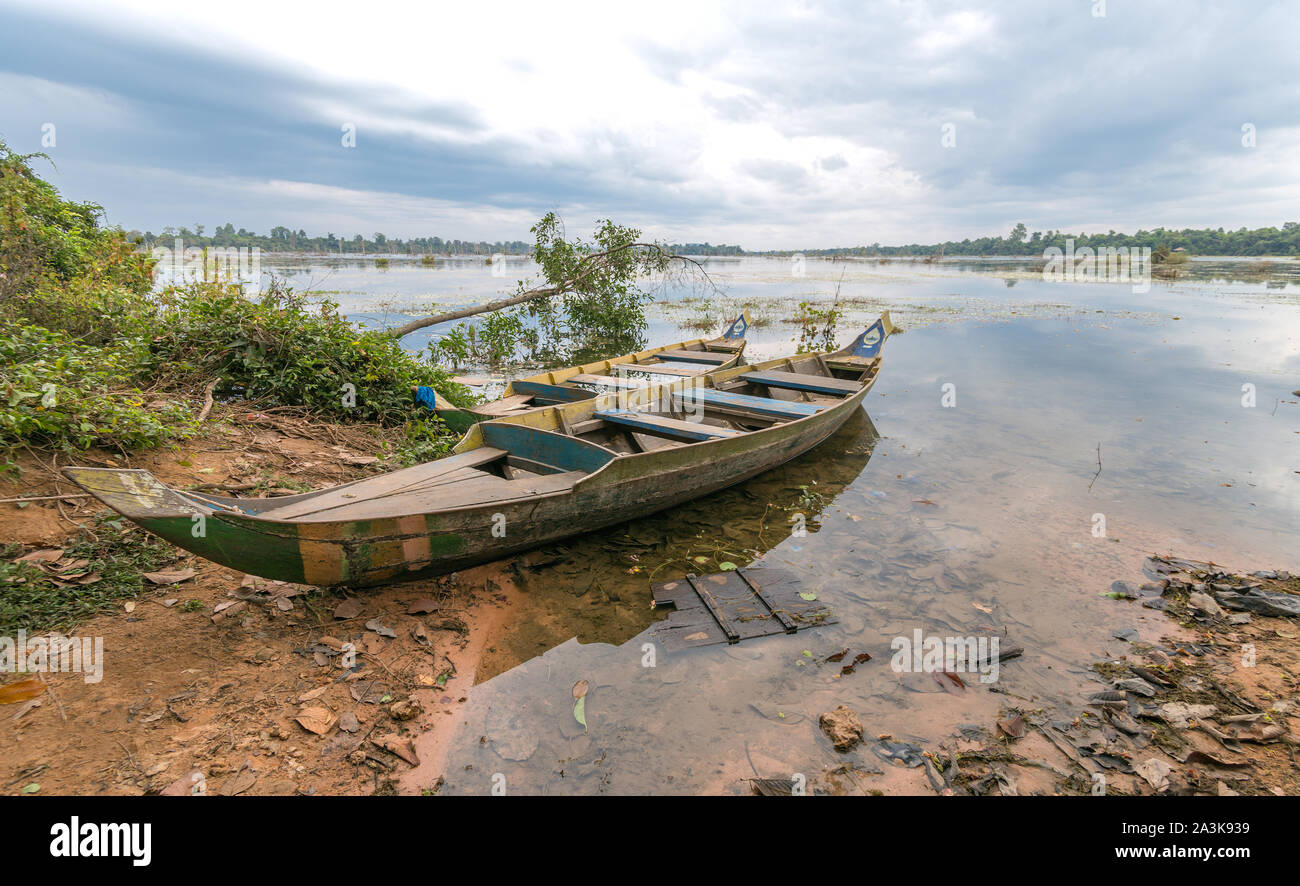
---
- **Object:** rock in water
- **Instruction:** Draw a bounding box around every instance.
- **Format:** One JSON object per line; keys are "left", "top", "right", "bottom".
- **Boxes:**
{"left": 485, "top": 707, "right": 539, "bottom": 761}
{"left": 1188, "top": 591, "right": 1223, "bottom": 617}
{"left": 819, "top": 705, "right": 864, "bottom": 752}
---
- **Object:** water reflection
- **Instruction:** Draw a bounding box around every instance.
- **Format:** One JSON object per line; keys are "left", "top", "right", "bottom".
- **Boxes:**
{"left": 479, "top": 411, "right": 880, "bottom": 680}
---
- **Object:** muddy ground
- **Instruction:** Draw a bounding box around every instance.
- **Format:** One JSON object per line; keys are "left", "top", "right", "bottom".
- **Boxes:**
{"left": 1, "top": 413, "right": 1297, "bottom": 796}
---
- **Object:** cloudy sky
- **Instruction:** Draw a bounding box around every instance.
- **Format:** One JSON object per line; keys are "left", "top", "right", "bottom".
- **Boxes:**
{"left": 1, "top": 0, "right": 1296, "bottom": 249}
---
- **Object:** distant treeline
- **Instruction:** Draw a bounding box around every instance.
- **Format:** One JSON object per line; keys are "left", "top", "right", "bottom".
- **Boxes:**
{"left": 129, "top": 224, "right": 532, "bottom": 255}
{"left": 131, "top": 225, "right": 749, "bottom": 258}
{"left": 666, "top": 242, "right": 746, "bottom": 256}
{"left": 132, "top": 222, "right": 1300, "bottom": 258}
{"left": 763, "top": 223, "right": 1300, "bottom": 257}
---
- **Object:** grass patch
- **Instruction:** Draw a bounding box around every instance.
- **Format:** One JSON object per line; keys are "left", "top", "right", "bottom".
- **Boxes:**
{"left": 0, "top": 514, "right": 177, "bottom": 635}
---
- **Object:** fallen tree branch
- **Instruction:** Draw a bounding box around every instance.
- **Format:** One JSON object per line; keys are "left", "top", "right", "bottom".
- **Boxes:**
{"left": 387, "top": 243, "right": 717, "bottom": 338}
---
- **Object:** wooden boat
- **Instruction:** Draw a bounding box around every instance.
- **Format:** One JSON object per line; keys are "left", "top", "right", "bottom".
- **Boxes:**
{"left": 415, "top": 311, "right": 751, "bottom": 430}
{"left": 64, "top": 313, "right": 893, "bottom": 588}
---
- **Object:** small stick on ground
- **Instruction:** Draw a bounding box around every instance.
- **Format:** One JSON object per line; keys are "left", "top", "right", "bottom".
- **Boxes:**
{"left": 1088, "top": 443, "right": 1102, "bottom": 492}
{"left": 37, "top": 673, "right": 68, "bottom": 722}
{"left": 0, "top": 493, "right": 91, "bottom": 504}
{"left": 197, "top": 377, "right": 221, "bottom": 422}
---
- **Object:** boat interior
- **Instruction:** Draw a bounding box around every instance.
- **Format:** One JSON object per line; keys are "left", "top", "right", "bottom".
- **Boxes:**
{"left": 216, "top": 350, "right": 880, "bottom": 523}
{"left": 476, "top": 317, "right": 751, "bottom": 417}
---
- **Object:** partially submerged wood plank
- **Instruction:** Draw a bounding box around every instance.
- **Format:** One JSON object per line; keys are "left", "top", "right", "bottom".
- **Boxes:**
{"left": 684, "top": 575, "right": 740, "bottom": 643}
{"left": 651, "top": 564, "right": 836, "bottom": 651}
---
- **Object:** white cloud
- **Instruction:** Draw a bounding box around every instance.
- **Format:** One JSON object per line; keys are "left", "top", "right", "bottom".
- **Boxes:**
{"left": 4, "top": 0, "right": 1297, "bottom": 248}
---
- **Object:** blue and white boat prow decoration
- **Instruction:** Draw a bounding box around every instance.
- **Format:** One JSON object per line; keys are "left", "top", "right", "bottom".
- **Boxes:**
{"left": 824, "top": 311, "right": 894, "bottom": 366}
{"left": 722, "top": 311, "right": 749, "bottom": 341}
{"left": 841, "top": 311, "right": 894, "bottom": 359}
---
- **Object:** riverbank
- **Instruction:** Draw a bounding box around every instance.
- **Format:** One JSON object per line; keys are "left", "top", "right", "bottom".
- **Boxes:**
{"left": 0, "top": 409, "right": 524, "bottom": 795}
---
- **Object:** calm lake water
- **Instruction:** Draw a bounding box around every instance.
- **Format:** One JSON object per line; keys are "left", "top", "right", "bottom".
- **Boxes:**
{"left": 211, "top": 254, "right": 1300, "bottom": 793}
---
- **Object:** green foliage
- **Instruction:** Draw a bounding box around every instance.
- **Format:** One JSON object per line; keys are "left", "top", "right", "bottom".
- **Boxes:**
{"left": 431, "top": 325, "right": 471, "bottom": 369}
{"left": 783, "top": 222, "right": 1300, "bottom": 258}
{"left": 792, "top": 300, "right": 844, "bottom": 353}
{"left": 389, "top": 417, "right": 461, "bottom": 467}
{"left": 133, "top": 224, "right": 531, "bottom": 257}
{"left": 148, "top": 279, "right": 473, "bottom": 424}
{"left": 463, "top": 311, "right": 528, "bottom": 365}
{"left": 451, "top": 212, "right": 675, "bottom": 366}
{"left": 0, "top": 514, "right": 176, "bottom": 635}
{"left": 0, "top": 321, "right": 196, "bottom": 458}
{"left": 0, "top": 139, "right": 155, "bottom": 342}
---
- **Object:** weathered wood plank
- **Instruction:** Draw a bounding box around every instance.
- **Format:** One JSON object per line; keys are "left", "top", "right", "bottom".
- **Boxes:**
{"left": 594, "top": 409, "right": 740, "bottom": 441}
{"left": 653, "top": 348, "right": 733, "bottom": 365}
{"left": 569, "top": 374, "right": 649, "bottom": 389}
{"left": 638, "top": 361, "right": 716, "bottom": 375}
{"left": 258, "top": 448, "right": 508, "bottom": 519}
{"left": 480, "top": 423, "right": 617, "bottom": 473}
{"left": 740, "top": 370, "right": 861, "bottom": 396}
{"left": 472, "top": 394, "right": 536, "bottom": 416}
{"left": 652, "top": 564, "right": 837, "bottom": 650}
{"left": 292, "top": 471, "right": 588, "bottom": 522}
{"left": 674, "top": 388, "right": 825, "bottom": 419}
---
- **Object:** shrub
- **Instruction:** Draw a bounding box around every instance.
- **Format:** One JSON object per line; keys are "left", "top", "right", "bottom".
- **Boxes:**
{"left": 148, "top": 279, "right": 476, "bottom": 424}
{"left": 0, "top": 140, "right": 153, "bottom": 307}
{"left": 0, "top": 321, "right": 196, "bottom": 459}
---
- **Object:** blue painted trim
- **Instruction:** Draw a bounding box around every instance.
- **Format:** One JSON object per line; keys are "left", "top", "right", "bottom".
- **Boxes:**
{"left": 480, "top": 422, "right": 615, "bottom": 473}
{"left": 510, "top": 380, "right": 596, "bottom": 404}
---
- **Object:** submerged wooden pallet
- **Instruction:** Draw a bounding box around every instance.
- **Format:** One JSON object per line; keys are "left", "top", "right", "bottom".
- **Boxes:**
{"left": 651, "top": 565, "right": 836, "bottom": 651}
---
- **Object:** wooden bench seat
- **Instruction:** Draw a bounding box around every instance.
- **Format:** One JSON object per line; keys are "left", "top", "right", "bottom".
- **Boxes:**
{"left": 651, "top": 348, "right": 733, "bottom": 365}
{"left": 472, "top": 394, "right": 536, "bottom": 415}
{"left": 674, "top": 388, "right": 825, "bottom": 420}
{"left": 569, "top": 373, "right": 649, "bottom": 389}
{"left": 739, "top": 370, "right": 861, "bottom": 396}
{"left": 259, "top": 448, "right": 508, "bottom": 519}
{"left": 632, "top": 361, "right": 712, "bottom": 376}
{"left": 594, "top": 409, "right": 740, "bottom": 442}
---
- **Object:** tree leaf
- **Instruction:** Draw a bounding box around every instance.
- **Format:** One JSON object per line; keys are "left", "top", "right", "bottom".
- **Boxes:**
{"left": 0, "top": 679, "right": 46, "bottom": 705}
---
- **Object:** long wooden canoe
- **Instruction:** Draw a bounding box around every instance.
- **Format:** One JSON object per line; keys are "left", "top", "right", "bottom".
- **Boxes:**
{"left": 416, "top": 311, "right": 751, "bottom": 430}
{"left": 64, "top": 313, "right": 892, "bottom": 588}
